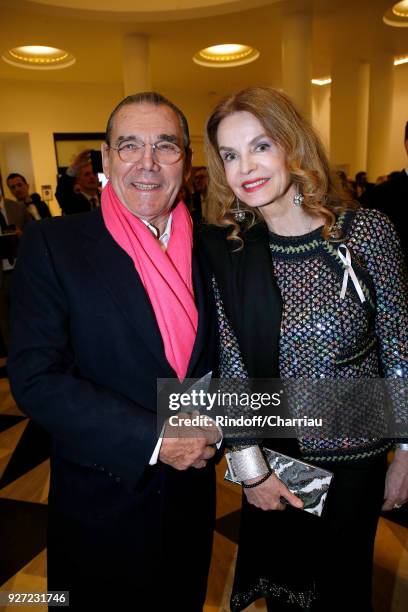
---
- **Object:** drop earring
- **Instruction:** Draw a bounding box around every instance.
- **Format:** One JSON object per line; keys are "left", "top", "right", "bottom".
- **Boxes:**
{"left": 230, "top": 198, "right": 246, "bottom": 222}
{"left": 293, "top": 191, "right": 305, "bottom": 207}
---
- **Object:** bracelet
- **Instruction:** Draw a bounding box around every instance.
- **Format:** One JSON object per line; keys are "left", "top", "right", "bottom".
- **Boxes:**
{"left": 226, "top": 446, "right": 269, "bottom": 481}
{"left": 397, "top": 443, "right": 408, "bottom": 451}
{"left": 242, "top": 470, "right": 273, "bottom": 489}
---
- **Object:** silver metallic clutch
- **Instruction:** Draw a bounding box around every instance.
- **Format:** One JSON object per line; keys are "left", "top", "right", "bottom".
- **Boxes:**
{"left": 225, "top": 447, "right": 333, "bottom": 517}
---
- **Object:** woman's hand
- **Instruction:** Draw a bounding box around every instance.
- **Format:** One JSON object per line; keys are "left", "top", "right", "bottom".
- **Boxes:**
{"left": 382, "top": 448, "right": 408, "bottom": 511}
{"left": 243, "top": 472, "right": 304, "bottom": 511}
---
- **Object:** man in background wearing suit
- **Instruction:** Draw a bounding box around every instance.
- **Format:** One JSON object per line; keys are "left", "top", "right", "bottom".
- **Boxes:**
{"left": 7, "top": 173, "right": 51, "bottom": 220}
{"left": 9, "top": 92, "right": 220, "bottom": 611}
{"left": 366, "top": 122, "right": 408, "bottom": 263}
{"left": 55, "top": 149, "right": 101, "bottom": 215}
{"left": 0, "top": 192, "right": 30, "bottom": 350}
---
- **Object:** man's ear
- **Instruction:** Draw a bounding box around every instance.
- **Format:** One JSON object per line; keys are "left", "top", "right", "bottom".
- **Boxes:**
{"left": 183, "top": 148, "right": 193, "bottom": 183}
{"left": 101, "top": 143, "right": 110, "bottom": 180}
{"left": 405, "top": 139, "right": 408, "bottom": 157}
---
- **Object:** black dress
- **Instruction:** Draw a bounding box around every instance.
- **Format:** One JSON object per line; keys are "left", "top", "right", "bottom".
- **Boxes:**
{"left": 200, "top": 209, "right": 408, "bottom": 611}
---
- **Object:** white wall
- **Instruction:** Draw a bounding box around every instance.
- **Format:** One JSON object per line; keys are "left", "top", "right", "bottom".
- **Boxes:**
{"left": 0, "top": 79, "right": 124, "bottom": 214}
{"left": 311, "top": 61, "right": 407, "bottom": 178}
{"left": 0, "top": 80, "right": 218, "bottom": 210}
{"left": 161, "top": 89, "right": 220, "bottom": 166}
{"left": 0, "top": 69, "right": 405, "bottom": 209}
{"left": 389, "top": 62, "right": 408, "bottom": 174}
{"left": 312, "top": 85, "right": 330, "bottom": 153}
{"left": 0, "top": 133, "right": 34, "bottom": 197}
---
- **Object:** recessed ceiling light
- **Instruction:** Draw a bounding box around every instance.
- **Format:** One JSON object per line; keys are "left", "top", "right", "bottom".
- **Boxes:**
{"left": 384, "top": 2, "right": 408, "bottom": 27}
{"left": 193, "top": 44, "right": 259, "bottom": 68}
{"left": 311, "top": 77, "right": 332, "bottom": 86}
{"left": 392, "top": 1, "right": 408, "bottom": 17}
{"left": 394, "top": 54, "right": 408, "bottom": 65}
{"left": 2, "top": 45, "right": 75, "bottom": 70}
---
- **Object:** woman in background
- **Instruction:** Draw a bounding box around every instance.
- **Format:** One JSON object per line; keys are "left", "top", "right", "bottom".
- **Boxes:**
{"left": 200, "top": 87, "right": 408, "bottom": 611}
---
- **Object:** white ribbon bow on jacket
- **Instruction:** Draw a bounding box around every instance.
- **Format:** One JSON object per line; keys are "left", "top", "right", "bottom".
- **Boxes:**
{"left": 337, "top": 244, "right": 366, "bottom": 303}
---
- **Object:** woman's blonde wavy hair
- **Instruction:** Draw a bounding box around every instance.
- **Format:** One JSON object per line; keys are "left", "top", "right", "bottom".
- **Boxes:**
{"left": 204, "top": 86, "right": 357, "bottom": 245}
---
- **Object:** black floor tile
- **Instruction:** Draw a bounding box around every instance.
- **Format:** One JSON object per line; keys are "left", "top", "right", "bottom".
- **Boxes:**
{"left": 382, "top": 506, "right": 408, "bottom": 528}
{"left": 0, "top": 498, "right": 47, "bottom": 585}
{"left": 0, "top": 420, "right": 50, "bottom": 489}
{"left": 0, "top": 414, "right": 26, "bottom": 433}
{"left": 216, "top": 509, "right": 241, "bottom": 544}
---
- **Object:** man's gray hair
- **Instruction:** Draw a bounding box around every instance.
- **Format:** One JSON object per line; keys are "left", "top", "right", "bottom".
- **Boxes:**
{"left": 105, "top": 92, "right": 190, "bottom": 150}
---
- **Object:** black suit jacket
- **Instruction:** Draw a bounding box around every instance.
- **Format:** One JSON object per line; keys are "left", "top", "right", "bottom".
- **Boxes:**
{"left": 55, "top": 173, "right": 99, "bottom": 215}
{"left": 366, "top": 170, "right": 408, "bottom": 263}
{"left": 3, "top": 198, "right": 31, "bottom": 229}
{"left": 199, "top": 222, "right": 282, "bottom": 379}
{"left": 29, "top": 193, "right": 52, "bottom": 219}
{"left": 8, "top": 210, "right": 217, "bottom": 603}
{"left": 0, "top": 199, "right": 31, "bottom": 286}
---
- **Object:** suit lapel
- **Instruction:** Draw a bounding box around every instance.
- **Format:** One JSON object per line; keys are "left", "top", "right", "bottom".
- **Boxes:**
{"left": 186, "top": 246, "right": 212, "bottom": 378}
{"left": 80, "top": 212, "right": 174, "bottom": 376}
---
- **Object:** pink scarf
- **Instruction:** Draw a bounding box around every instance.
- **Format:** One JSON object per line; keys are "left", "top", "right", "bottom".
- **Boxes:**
{"left": 101, "top": 182, "right": 198, "bottom": 381}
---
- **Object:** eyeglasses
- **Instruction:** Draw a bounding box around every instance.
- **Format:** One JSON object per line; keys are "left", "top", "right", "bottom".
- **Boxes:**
{"left": 108, "top": 140, "right": 184, "bottom": 165}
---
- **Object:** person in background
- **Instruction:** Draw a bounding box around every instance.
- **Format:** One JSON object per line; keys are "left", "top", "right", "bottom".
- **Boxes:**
{"left": 335, "top": 170, "right": 355, "bottom": 199}
{"left": 365, "top": 122, "right": 408, "bottom": 264}
{"left": 9, "top": 92, "right": 220, "bottom": 611}
{"left": 55, "top": 149, "right": 100, "bottom": 215}
{"left": 0, "top": 190, "right": 30, "bottom": 350}
{"left": 6, "top": 173, "right": 51, "bottom": 220}
{"left": 354, "top": 170, "right": 374, "bottom": 205}
{"left": 191, "top": 166, "right": 209, "bottom": 224}
{"left": 200, "top": 86, "right": 408, "bottom": 612}
{"left": 176, "top": 183, "right": 192, "bottom": 210}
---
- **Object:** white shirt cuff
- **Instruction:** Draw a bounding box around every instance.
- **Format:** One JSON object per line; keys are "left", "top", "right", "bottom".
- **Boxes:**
{"left": 149, "top": 424, "right": 165, "bottom": 465}
{"left": 149, "top": 418, "right": 222, "bottom": 466}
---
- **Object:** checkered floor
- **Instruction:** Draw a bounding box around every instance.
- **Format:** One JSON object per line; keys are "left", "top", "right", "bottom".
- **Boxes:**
{"left": 1, "top": 356, "right": 407, "bottom": 611}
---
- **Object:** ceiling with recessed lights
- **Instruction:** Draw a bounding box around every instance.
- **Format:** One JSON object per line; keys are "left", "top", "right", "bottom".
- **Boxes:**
{"left": 384, "top": 0, "right": 408, "bottom": 26}
{"left": 193, "top": 44, "right": 260, "bottom": 68}
{"left": 0, "top": 0, "right": 407, "bottom": 97}
{"left": 27, "top": 0, "right": 268, "bottom": 11}
{"left": 2, "top": 45, "right": 75, "bottom": 70}
{"left": 25, "top": 0, "right": 280, "bottom": 18}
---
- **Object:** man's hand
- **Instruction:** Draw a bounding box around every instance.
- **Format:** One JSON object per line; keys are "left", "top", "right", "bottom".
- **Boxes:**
{"left": 243, "top": 472, "right": 304, "bottom": 511}
{"left": 382, "top": 448, "right": 408, "bottom": 511}
{"left": 159, "top": 412, "right": 221, "bottom": 471}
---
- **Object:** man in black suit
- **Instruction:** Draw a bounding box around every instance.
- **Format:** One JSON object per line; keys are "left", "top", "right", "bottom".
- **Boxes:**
{"left": 366, "top": 122, "right": 408, "bottom": 263}
{"left": 0, "top": 194, "right": 31, "bottom": 350}
{"left": 55, "top": 150, "right": 101, "bottom": 215}
{"left": 8, "top": 92, "right": 220, "bottom": 611}
{"left": 7, "top": 173, "right": 51, "bottom": 220}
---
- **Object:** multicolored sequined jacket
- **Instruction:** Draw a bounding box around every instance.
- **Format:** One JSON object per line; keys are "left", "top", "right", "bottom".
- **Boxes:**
{"left": 214, "top": 209, "right": 408, "bottom": 462}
